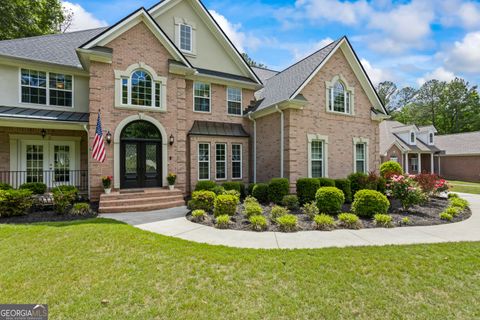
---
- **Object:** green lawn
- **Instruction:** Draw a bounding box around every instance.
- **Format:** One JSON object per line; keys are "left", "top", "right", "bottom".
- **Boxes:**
{"left": 449, "top": 180, "right": 480, "bottom": 194}
{"left": 1, "top": 219, "right": 480, "bottom": 319}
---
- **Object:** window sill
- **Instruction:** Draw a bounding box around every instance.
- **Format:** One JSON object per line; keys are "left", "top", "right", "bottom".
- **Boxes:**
{"left": 193, "top": 110, "right": 211, "bottom": 114}
{"left": 326, "top": 110, "right": 355, "bottom": 117}
{"left": 227, "top": 113, "right": 243, "bottom": 117}
{"left": 115, "top": 105, "right": 167, "bottom": 113}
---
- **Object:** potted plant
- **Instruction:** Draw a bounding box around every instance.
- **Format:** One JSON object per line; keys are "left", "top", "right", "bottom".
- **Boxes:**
{"left": 167, "top": 173, "right": 177, "bottom": 190}
{"left": 102, "top": 176, "right": 112, "bottom": 194}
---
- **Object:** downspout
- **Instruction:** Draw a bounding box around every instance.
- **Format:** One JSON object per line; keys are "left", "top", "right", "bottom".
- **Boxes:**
{"left": 83, "top": 124, "right": 91, "bottom": 200}
{"left": 275, "top": 105, "right": 284, "bottom": 178}
{"left": 248, "top": 113, "right": 257, "bottom": 183}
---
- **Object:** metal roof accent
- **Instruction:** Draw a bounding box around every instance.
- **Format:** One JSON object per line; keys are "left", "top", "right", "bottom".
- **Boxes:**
{"left": 0, "top": 106, "right": 89, "bottom": 123}
{"left": 188, "top": 121, "right": 249, "bottom": 137}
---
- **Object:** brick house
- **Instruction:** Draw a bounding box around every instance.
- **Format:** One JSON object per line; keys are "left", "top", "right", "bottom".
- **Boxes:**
{"left": 0, "top": 0, "right": 388, "bottom": 212}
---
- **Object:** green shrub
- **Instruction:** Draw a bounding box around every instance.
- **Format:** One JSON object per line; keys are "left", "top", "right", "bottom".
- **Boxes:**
{"left": 0, "top": 189, "right": 33, "bottom": 217}
{"left": 268, "top": 178, "right": 290, "bottom": 204}
{"left": 277, "top": 214, "right": 298, "bottom": 232}
{"left": 444, "top": 206, "right": 460, "bottom": 217}
{"left": 450, "top": 197, "right": 468, "bottom": 209}
{"left": 215, "top": 214, "right": 231, "bottom": 229}
{"left": 401, "top": 217, "right": 410, "bottom": 225}
{"left": 249, "top": 215, "right": 267, "bottom": 231}
{"left": 270, "top": 205, "right": 289, "bottom": 221}
{"left": 52, "top": 188, "right": 77, "bottom": 214}
{"left": 296, "top": 178, "right": 321, "bottom": 205}
{"left": 214, "top": 194, "right": 239, "bottom": 217}
{"left": 222, "top": 182, "right": 246, "bottom": 198}
{"left": 318, "top": 177, "right": 335, "bottom": 187}
{"left": 373, "top": 214, "right": 393, "bottom": 228}
{"left": 282, "top": 195, "right": 299, "bottom": 211}
{"left": 70, "top": 202, "right": 92, "bottom": 216}
{"left": 337, "top": 213, "right": 362, "bottom": 229}
{"left": 191, "top": 190, "right": 216, "bottom": 212}
{"left": 334, "top": 179, "right": 352, "bottom": 203}
{"left": 252, "top": 183, "right": 269, "bottom": 203}
{"left": 55, "top": 185, "right": 78, "bottom": 194}
{"left": 448, "top": 193, "right": 459, "bottom": 199}
{"left": 0, "top": 183, "right": 13, "bottom": 190}
{"left": 191, "top": 209, "right": 207, "bottom": 221}
{"left": 19, "top": 182, "right": 47, "bottom": 195}
{"left": 247, "top": 183, "right": 256, "bottom": 196}
{"left": 351, "top": 189, "right": 390, "bottom": 217}
{"left": 244, "top": 202, "right": 263, "bottom": 218}
{"left": 440, "top": 212, "right": 453, "bottom": 221}
{"left": 223, "top": 189, "right": 241, "bottom": 200}
{"left": 244, "top": 195, "right": 259, "bottom": 206}
{"left": 315, "top": 187, "right": 345, "bottom": 214}
{"left": 301, "top": 201, "right": 319, "bottom": 220}
{"left": 380, "top": 161, "right": 403, "bottom": 178}
{"left": 377, "top": 177, "right": 387, "bottom": 194}
{"left": 348, "top": 172, "right": 369, "bottom": 196}
{"left": 212, "top": 185, "right": 226, "bottom": 195}
{"left": 313, "top": 214, "right": 335, "bottom": 231}
{"left": 195, "top": 180, "right": 217, "bottom": 192}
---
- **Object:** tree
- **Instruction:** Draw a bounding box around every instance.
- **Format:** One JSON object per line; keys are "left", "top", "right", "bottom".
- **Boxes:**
{"left": 376, "top": 81, "right": 397, "bottom": 112}
{"left": 415, "top": 80, "right": 446, "bottom": 128}
{"left": 0, "top": 0, "right": 72, "bottom": 40}
{"left": 241, "top": 53, "right": 267, "bottom": 68}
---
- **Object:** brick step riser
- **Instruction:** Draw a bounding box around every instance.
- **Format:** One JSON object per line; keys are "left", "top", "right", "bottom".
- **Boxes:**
{"left": 100, "top": 195, "right": 184, "bottom": 207}
{"left": 99, "top": 200, "right": 185, "bottom": 213}
{"left": 100, "top": 191, "right": 184, "bottom": 201}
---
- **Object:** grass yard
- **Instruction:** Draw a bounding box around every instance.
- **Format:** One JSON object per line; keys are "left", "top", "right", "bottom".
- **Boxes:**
{"left": 449, "top": 180, "right": 480, "bottom": 195}
{"left": 1, "top": 219, "right": 480, "bottom": 319}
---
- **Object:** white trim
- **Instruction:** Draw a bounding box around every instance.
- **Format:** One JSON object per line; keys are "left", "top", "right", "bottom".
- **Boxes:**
{"left": 231, "top": 143, "right": 243, "bottom": 180}
{"left": 428, "top": 131, "right": 434, "bottom": 145}
{"left": 353, "top": 137, "right": 369, "bottom": 173}
{"left": 276, "top": 106, "right": 284, "bottom": 178}
{"left": 113, "top": 114, "right": 168, "bottom": 188}
{"left": 307, "top": 134, "right": 328, "bottom": 178}
{"left": 249, "top": 115, "right": 257, "bottom": 183}
{"left": 325, "top": 74, "right": 355, "bottom": 116}
{"left": 197, "top": 142, "right": 210, "bottom": 181}
{"left": 409, "top": 130, "right": 416, "bottom": 145}
{"left": 226, "top": 87, "right": 243, "bottom": 116}
{"left": 215, "top": 143, "right": 227, "bottom": 180}
{"left": 174, "top": 17, "right": 196, "bottom": 56}
{"left": 193, "top": 81, "right": 211, "bottom": 113}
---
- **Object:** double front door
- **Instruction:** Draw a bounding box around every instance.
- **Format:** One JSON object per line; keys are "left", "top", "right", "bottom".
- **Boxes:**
{"left": 120, "top": 140, "right": 162, "bottom": 189}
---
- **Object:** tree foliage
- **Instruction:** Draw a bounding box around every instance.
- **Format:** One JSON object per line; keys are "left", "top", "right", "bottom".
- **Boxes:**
{"left": 0, "top": 0, "right": 72, "bottom": 40}
{"left": 241, "top": 52, "right": 267, "bottom": 68}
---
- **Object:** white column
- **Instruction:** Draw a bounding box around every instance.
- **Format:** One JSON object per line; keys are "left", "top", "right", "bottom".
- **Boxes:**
{"left": 438, "top": 156, "right": 441, "bottom": 176}
{"left": 404, "top": 153, "right": 409, "bottom": 174}
{"left": 430, "top": 153, "right": 434, "bottom": 174}
{"left": 417, "top": 153, "right": 421, "bottom": 174}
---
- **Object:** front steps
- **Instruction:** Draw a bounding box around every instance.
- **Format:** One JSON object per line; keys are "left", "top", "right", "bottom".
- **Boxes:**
{"left": 99, "top": 188, "right": 185, "bottom": 213}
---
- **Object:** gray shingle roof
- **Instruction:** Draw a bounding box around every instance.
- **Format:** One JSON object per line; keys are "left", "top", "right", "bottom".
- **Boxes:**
{"left": 251, "top": 66, "right": 279, "bottom": 83}
{"left": 188, "top": 121, "right": 249, "bottom": 137}
{"left": 0, "top": 28, "right": 107, "bottom": 68}
{"left": 435, "top": 131, "right": 480, "bottom": 155}
{"left": 254, "top": 38, "right": 341, "bottom": 112}
{"left": 0, "top": 106, "right": 89, "bottom": 122}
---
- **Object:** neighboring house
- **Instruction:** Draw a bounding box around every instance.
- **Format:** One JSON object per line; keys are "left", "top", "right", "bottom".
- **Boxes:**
{"left": 435, "top": 131, "right": 480, "bottom": 182}
{"left": 379, "top": 120, "right": 442, "bottom": 174}
{"left": 0, "top": 0, "right": 388, "bottom": 212}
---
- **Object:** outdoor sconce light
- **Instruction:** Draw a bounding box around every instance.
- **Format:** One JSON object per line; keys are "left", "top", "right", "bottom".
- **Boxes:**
{"left": 169, "top": 134, "right": 174, "bottom": 145}
{"left": 105, "top": 131, "right": 112, "bottom": 144}
{"left": 41, "top": 129, "right": 46, "bottom": 139}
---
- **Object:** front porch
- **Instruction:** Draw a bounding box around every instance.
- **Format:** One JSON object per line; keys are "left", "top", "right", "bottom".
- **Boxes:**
{"left": 403, "top": 152, "right": 439, "bottom": 175}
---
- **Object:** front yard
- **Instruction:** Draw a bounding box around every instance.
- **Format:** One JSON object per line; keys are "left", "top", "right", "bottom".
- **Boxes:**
{"left": 1, "top": 219, "right": 479, "bottom": 319}
{"left": 449, "top": 180, "right": 480, "bottom": 194}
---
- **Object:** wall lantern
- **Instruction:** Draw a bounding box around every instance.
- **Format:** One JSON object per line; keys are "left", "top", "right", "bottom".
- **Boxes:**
{"left": 105, "top": 131, "right": 112, "bottom": 144}
{"left": 41, "top": 129, "right": 46, "bottom": 139}
{"left": 169, "top": 134, "right": 175, "bottom": 145}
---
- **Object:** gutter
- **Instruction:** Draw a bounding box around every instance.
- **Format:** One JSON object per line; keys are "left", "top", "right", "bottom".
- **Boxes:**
{"left": 248, "top": 113, "right": 257, "bottom": 183}
{"left": 275, "top": 105, "right": 284, "bottom": 178}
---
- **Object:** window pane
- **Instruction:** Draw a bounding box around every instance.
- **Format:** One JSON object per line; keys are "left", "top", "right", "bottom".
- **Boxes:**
{"left": 232, "top": 144, "right": 242, "bottom": 179}
{"left": 155, "top": 82, "right": 161, "bottom": 107}
{"left": 355, "top": 143, "right": 365, "bottom": 160}
{"left": 122, "top": 78, "right": 128, "bottom": 104}
{"left": 26, "top": 144, "right": 44, "bottom": 183}
{"left": 180, "top": 24, "right": 192, "bottom": 51}
{"left": 21, "top": 69, "right": 47, "bottom": 104}
{"left": 333, "top": 81, "right": 345, "bottom": 112}
{"left": 312, "top": 160, "right": 323, "bottom": 178}
{"left": 356, "top": 160, "right": 365, "bottom": 174}
{"left": 311, "top": 141, "right": 323, "bottom": 160}
{"left": 227, "top": 87, "right": 242, "bottom": 115}
{"left": 311, "top": 140, "right": 324, "bottom": 178}
{"left": 198, "top": 143, "right": 210, "bottom": 180}
{"left": 50, "top": 90, "right": 72, "bottom": 107}
{"left": 131, "top": 70, "right": 152, "bottom": 106}
{"left": 49, "top": 73, "right": 72, "bottom": 91}
{"left": 194, "top": 82, "right": 210, "bottom": 112}
{"left": 216, "top": 144, "right": 226, "bottom": 179}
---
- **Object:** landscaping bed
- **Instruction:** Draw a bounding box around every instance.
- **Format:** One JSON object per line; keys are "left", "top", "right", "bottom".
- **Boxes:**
{"left": 0, "top": 208, "right": 98, "bottom": 224}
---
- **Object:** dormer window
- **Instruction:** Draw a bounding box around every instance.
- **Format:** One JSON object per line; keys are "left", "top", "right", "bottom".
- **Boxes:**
{"left": 180, "top": 24, "right": 192, "bottom": 52}
{"left": 326, "top": 75, "right": 354, "bottom": 115}
{"left": 429, "top": 132, "right": 434, "bottom": 144}
{"left": 410, "top": 131, "right": 416, "bottom": 144}
{"left": 175, "top": 18, "right": 196, "bottom": 55}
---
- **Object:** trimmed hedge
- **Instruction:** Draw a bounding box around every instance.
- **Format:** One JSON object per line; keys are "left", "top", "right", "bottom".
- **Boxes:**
{"left": 268, "top": 178, "right": 289, "bottom": 204}
{"left": 318, "top": 178, "right": 335, "bottom": 187}
{"left": 252, "top": 183, "right": 269, "bottom": 203}
{"left": 0, "top": 183, "right": 13, "bottom": 190}
{"left": 214, "top": 194, "right": 239, "bottom": 217}
{"left": 296, "top": 178, "right": 320, "bottom": 205}
{"left": 191, "top": 190, "right": 216, "bottom": 212}
{"left": 334, "top": 179, "right": 352, "bottom": 203}
{"left": 351, "top": 189, "right": 390, "bottom": 217}
{"left": 315, "top": 187, "right": 345, "bottom": 214}
{"left": 380, "top": 161, "right": 403, "bottom": 178}
{"left": 222, "top": 181, "right": 245, "bottom": 198}
{"left": 282, "top": 194, "right": 299, "bottom": 211}
{"left": 19, "top": 182, "right": 47, "bottom": 195}
{"left": 348, "top": 172, "right": 369, "bottom": 197}
{"left": 247, "top": 183, "right": 256, "bottom": 196}
{"left": 0, "top": 189, "right": 33, "bottom": 217}
{"left": 195, "top": 180, "right": 217, "bottom": 192}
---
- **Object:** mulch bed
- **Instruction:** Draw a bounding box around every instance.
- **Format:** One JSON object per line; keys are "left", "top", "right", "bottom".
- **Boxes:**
{"left": 187, "top": 196, "right": 472, "bottom": 232}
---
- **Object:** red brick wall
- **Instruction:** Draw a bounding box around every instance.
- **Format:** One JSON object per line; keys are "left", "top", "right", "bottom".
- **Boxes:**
{"left": 440, "top": 155, "right": 480, "bottom": 182}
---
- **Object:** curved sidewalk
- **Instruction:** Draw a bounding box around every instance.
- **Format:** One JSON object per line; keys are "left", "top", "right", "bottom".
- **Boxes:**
{"left": 101, "top": 193, "right": 480, "bottom": 249}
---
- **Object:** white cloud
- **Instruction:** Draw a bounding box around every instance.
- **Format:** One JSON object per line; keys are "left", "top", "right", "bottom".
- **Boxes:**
{"left": 416, "top": 67, "right": 455, "bottom": 86}
{"left": 62, "top": 1, "right": 108, "bottom": 31}
{"left": 438, "top": 0, "right": 480, "bottom": 30}
{"left": 209, "top": 10, "right": 261, "bottom": 53}
{"left": 444, "top": 31, "right": 480, "bottom": 73}
{"left": 290, "top": 37, "right": 334, "bottom": 61}
{"left": 295, "top": 0, "right": 371, "bottom": 25}
{"left": 360, "top": 58, "right": 389, "bottom": 85}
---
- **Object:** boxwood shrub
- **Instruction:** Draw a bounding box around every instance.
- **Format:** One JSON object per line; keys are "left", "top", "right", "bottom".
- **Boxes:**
{"left": 348, "top": 172, "right": 369, "bottom": 197}
{"left": 268, "top": 178, "right": 289, "bottom": 204}
{"left": 247, "top": 183, "right": 256, "bottom": 196}
{"left": 318, "top": 177, "right": 335, "bottom": 187}
{"left": 296, "top": 178, "right": 320, "bottom": 205}
{"left": 195, "top": 180, "right": 217, "bottom": 192}
{"left": 351, "top": 189, "right": 390, "bottom": 217}
{"left": 19, "top": 182, "right": 47, "bottom": 195}
{"left": 282, "top": 194, "right": 299, "bottom": 211}
{"left": 214, "top": 194, "right": 239, "bottom": 217}
{"left": 270, "top": 205, "right": 288, "bottom": 222}
{"left": 277, "top": 214, "right": 298, "bottom": 232}
{"left": 191, "top": 190, "right": 216, "bottom": 212}
{"left": 337, "top": 213, "right": 362, "bottom": 229}
{"left": 0, "top": 189, "right": 33, "bottom": 217}
{"left": 380, "top": 160, "right": 403, "bottom": 178}
{"left": 313, "top": 213, "right": 335, "bottom": 231}
{"left": 249, "top": 215, "right": 267, "bottom": 231}
{"left": 252, "top": 183, "right": 269, "bottom": 203}
{"left": 334, "top": 179, "right": 352, "bottom": 203}
{"left": 315, "top": 187, "right": 345, "bottom": 214}
{"left": 222, "top": 181, "right": 246, "bottom": 198}
{"left": 244, "top": 202, "right": 263, "bottom": 218}
{"left": 0, "top": 183, "right": 13, "bottom": 190}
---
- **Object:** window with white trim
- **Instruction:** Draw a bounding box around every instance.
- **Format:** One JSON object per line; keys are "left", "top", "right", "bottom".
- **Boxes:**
{"left": 410, "top": 155, "right": 418, "bottom": 172}
{"left": 215, "top": 143, "right": 227, "bottom": 180}
{"left": 429, "top": 132, "right": 434, "bottom": 144}
{"left": 194, "top": 82, "right": 211, "bottom": 112}
{"left": 21, "top": 69, "right": 73, "bottom": 107}
{"left": 121, "top": 70, "right": 162, "bottom": 107}
{"left": 410, "top": 131, "right": 416, "bottom": 144}
{"left": 227, "top": 87, "right": 242, "bottom": 115}
{"left": 232, "top": 144, "right": 242, "bottom": 179}
{"left": 390, "top": 156, "right": 398, "bottom": 163}
{"left": 326, "top": 76, "right": 353, "bottom": 115}
{"left": 355, "top": 143, "right": 367, "bottom": 173}
{"left": 311, "top": 140, "right": 324, "bottom": 178}
{"left": 198, "top": 143, "right": 210, "bottom": 180}
{"left": 179, "top": 24, "right": 192, "bottom": 52}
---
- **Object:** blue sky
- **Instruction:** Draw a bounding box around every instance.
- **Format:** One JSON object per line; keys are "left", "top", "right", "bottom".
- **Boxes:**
{"left": 63, "top": 0, "right": 480, "bottom": 88}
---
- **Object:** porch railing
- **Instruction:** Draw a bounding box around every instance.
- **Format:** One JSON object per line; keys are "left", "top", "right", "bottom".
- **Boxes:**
{"left": 0, "top": 170, "right": 88, "bottom": 192}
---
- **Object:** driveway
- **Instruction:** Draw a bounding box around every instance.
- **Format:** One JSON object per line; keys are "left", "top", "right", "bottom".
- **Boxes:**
{"left": 100, "top": 193, "right": 480, "bottom": 249}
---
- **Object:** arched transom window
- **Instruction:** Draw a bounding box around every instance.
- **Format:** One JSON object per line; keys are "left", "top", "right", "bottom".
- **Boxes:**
{"left": 326, "top": 75, "right": 354, "bottom": 115}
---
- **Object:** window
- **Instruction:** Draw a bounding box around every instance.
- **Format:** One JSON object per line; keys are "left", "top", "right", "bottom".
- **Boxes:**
{"left": 26, "top": 144, "right": 44, "bottom": 183}
{"left": 227, "top": 87, "right": 242, "bottom": 115}
{"left": 390, "top": 156, "right": 398, "bottom": 163}
{"left": 232, "top": 144, "right": 242, "bottom": 179}
{"left": 21, "top": 69, "right": 72, "bottom": 107}
{"left": 194, "top": 82, "right": 211, "bottom": 112}
{"left": 355, "top": 143, "right": 367, "bottom": 173}
{"left": 410, "top": 155, "right": 418, "bottom": 172}
{"left": 410, "top": 132, "right": 416, "bottom": 144}
{"left": 429, "top": 132, "right": 434, "bottom": 144}
{"left": 121, "top": 69, "right": 162, "bottom": 108}
{"left": 179, "top": 24, "right": 192, "bottom": 52}
{"left": 198, "top": 143, "right": 210, "bottom": 180}
{"left": 311, "top": 140, "right": 324, "bottom": 178}
{"left": 327, "top": 77, "right": 352, "bottom": 114}
{"left": 216, "top": 144, "right": 227, "bottom": 180}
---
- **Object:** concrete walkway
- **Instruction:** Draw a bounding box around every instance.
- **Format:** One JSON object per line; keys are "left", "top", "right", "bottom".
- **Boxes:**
{"left": 100, "top": 193, "right": 480, "bottom": 249}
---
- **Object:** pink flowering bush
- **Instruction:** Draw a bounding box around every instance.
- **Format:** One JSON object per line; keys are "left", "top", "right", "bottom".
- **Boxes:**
{"left": 387, "top": 175, "right": 427, "bottom": 210}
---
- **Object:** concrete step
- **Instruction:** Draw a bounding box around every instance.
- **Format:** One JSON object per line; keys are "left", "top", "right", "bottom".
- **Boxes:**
{"left": 99, "top": 199, "right": 186, "bottom": 213}
{"left": 100, "top": 194, "right": 184, "bottom": 207}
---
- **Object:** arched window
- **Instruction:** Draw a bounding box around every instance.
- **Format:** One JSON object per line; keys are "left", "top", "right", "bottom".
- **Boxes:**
{"left": 327, "top": 76, "right": 353, "bottom": 114}
{"left": 131, "top": 71, "right": 152, "bottom": 106}
{"left": 120, "top": 120, "right": 161, "bottom": 140}
{"left": 119, "top": 67, "right": 164, "bottom": 108}
{"left": 410, "top": 131, "right": 415, "bottom": 144}
{"left": 429, "top": 132, "right": 434, "bottom": 144}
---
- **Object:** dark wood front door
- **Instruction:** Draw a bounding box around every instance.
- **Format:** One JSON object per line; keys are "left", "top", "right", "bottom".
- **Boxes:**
{"left": 119, "top": 121, "right": 162, "bottom": 189}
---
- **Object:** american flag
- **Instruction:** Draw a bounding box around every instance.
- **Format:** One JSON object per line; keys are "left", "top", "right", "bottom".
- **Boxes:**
{"left": 92, "top": 112, "right": 106, "bottom": 162}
